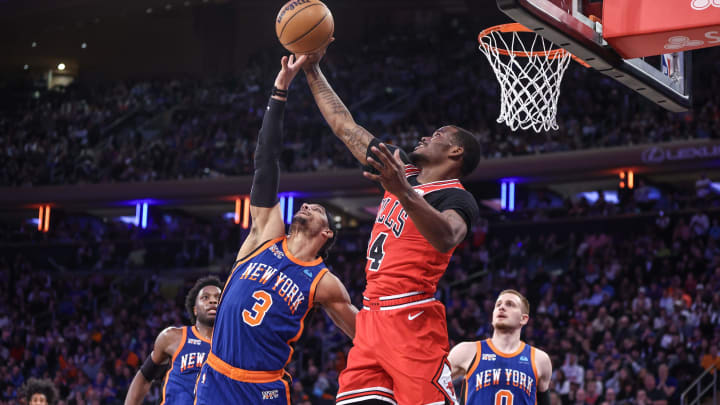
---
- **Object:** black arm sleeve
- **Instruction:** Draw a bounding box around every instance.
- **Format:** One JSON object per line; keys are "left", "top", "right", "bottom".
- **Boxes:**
{"left": 537, "top": 390, "right": 551, "bottom": 405}
{"left": 139, "top": 355, "right": 169, "bottom": 381}
{"left": 250, "top": 97, "right": 285, "bottom": 207}
{"left": 425, "top": 188, "right": 480, "bottom": 234}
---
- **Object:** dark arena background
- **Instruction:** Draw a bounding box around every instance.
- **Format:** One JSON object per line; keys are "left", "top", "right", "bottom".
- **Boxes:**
{"left": 1, "top": 0, "right": 720, "bottom": 404}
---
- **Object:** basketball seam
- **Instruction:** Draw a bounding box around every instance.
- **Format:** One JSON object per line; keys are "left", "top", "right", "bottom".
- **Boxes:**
{"left": 283, "top": 9, "right": 330, "bottom": 49}
{"left": 279, "top": 3, "right": 324, "bottom": 43}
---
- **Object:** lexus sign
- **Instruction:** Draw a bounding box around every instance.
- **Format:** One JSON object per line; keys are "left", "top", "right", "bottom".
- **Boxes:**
{"left": 641, "top": 144, "right": 720, "bottom": 164}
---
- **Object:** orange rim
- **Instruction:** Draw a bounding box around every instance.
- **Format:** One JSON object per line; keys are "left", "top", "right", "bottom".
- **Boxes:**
{"left": 478, "top": 23, "right": 590, "bottom": 67}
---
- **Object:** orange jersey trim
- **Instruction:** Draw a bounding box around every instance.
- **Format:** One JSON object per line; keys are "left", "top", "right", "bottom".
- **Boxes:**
{"left": 206, "top": 351, "right": 284, "bottom": 383}
{"left": 161, "top": 326, "right": 187, "bottom": 405}
{"left": 485, "top": 339, "right": 526, "bottom": 358}
{"left": 282, "top": 376, "right": 291, "bottom": 405}
{"left": 192, "top": 326, "right": 211, "bottom": 344}
{"left": 284, "top": 267, "right": 329, "bottom": 366}
{"left": 282, "top": 238, "right": 324, "bottom": 267}
{"left": 465, "top": 341, "right": 482, "bottom": 401}
{"left": 531, "top": 347, "right": 539, "bottom": 404}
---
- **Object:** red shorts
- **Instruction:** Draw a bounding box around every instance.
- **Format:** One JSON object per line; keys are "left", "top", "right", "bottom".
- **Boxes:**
{"left": 336, "top": 293, "right": 458, "bottom": 405}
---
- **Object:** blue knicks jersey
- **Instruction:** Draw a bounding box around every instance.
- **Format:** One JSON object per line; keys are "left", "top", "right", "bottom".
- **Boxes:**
{"left": 464, "top": 339, "right": 538, "bottom": 405}
{"left": 161, "top": 326, "right": 211, "bottom": 405}
{"left": 211, "top": 236, "right": 328, "bottom": 372}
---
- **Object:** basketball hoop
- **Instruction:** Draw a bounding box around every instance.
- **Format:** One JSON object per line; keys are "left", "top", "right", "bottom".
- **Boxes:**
{"left": 478, "top": 23, "right": 589, "bottom": 133}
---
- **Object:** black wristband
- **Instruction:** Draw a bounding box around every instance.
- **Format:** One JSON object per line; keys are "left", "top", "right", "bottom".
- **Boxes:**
{"left": 271, "top": 86, "right": 288, "bottom": 98}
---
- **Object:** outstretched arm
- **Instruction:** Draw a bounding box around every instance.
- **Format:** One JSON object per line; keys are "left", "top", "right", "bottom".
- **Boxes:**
{"left": 303, "top": 46, "right": 376, "bottom": 165}
{"left": 124, "top": 327, "right": 180, "bottom": 405}
{"left": 236, "top": 55, "right": 306, "bottom": 260}
{"left": 314, "top": 271, "right": 358, "bottom": 339}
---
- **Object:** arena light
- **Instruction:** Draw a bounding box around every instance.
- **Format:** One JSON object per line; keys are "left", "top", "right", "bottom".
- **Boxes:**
{"left": 509, "top": 182, "right": 515, "bottom": 212}
{"left": 135, "top": 204, "right": 141, "bottom": 226}
{"left": 242, "top": 197, "right": 250, "bottom": 229}
{"left": 141, "top": 203, "right": 148, "bottom": 229}
{"left": 38, "top": 206, "right": 44, "bottom": 231}
{"left": 234, "top": 198, "right": 241, "bottom": 224}
{"left": 31, "top": 42, "right": 37, "bottom": 48}
{"left": 286, "top": 196, "right": 294, "bottom": 225}
{"left": 81, "top": 42, "right": 87, "bottom": 49}
{"left": 280, "top": 197, "right": 286, "bottom": 224}
{"left": 43, "top": 206, "right": 51, "bottom": 232}
{"left": 23, "top": 64, "right": 29, "bottom": 70}
{"left": 628, "top": 171, "right": 634, "bottom": 189}
{"left": 57, "top": 63, "right": 66, "bottom": 71}
{"left": 500, "top": 183, "right": 507, "bottom": 210}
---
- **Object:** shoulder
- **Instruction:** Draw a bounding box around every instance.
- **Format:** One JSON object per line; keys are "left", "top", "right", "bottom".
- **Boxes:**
{"left": 313, "top": 270, "right": 348, "bottom": 305}
{"left": 532, "top": 346, "right": 553, "bottom": 377}
{"left": 155, "top": 326, "right": 185, "bottom": 355}
{"left": 449, "top": 341, "right": 479, "bottom": 365}
{"left": 425, "top": 187, "right": 478, "bottom": 209}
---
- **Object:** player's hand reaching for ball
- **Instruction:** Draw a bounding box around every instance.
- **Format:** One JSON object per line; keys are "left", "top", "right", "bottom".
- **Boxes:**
{"left": 274, "top": 54, "right": 307, "bottom": 92}
{"left": 301, "top": 37, "right": 334, "bottom": 70}
{"left": 364, "top": 143, "right": 412, "bottom": 198}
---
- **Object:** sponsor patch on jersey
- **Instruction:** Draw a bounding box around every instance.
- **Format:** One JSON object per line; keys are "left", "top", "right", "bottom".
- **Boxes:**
{"left": 262, "top": 390, "right": 279, "bottom": 400}
{"left": 520, "top": 355, "right": 529, "bottom": 363}
{"left": 188, "top": 338, "right": 202, "bottom": 346}
{"left": 270, "top": 244, "right": 285, "bottom": 260}
{"left": 481, "top": 353, "right": 497, "bottom": 361}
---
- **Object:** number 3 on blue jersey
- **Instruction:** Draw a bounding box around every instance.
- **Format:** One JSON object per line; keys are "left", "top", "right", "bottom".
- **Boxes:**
{"left": 242, "top": 290, "right": 273, "bottom": 326}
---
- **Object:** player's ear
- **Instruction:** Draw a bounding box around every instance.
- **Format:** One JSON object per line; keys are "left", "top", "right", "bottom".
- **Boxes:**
{"left": 520, "top": 313, "right": 529, "bottom": 325}
{"left": 322, "top": 228, "right": 334, "bottom": 240}
{"left": 448, "top": 145, "right": 464, "bottom": 159}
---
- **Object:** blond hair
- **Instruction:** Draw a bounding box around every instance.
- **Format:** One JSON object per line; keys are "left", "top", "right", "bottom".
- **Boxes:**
{"left": 498, "top": 289, "right": 530, "bottom": 314}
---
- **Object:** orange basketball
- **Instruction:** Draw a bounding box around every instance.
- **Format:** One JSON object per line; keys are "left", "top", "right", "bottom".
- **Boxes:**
{"left": 275, "top": 0, "right": 334, "bottom": 54}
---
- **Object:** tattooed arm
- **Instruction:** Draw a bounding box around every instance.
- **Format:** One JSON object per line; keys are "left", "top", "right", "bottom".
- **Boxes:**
{"left": 303, "top": 63, "right": 376, "bottom": 165}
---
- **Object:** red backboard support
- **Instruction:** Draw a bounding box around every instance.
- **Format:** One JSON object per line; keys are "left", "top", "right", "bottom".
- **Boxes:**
{"left": 496, "top": 0, "right": 692, "bottom": 112}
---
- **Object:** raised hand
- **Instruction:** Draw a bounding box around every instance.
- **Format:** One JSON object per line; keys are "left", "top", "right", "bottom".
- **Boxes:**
{"left": 274, "top": 54, "right": 308, "bottom": 91}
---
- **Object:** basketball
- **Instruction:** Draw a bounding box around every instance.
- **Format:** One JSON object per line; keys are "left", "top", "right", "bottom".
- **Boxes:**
{"left": 276, "top": 0, "right": 334, "bottom": 54}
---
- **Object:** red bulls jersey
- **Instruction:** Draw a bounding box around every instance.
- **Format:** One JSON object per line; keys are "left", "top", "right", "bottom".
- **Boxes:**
{"left": 364, "top": 163, "right": 469, "bottom": 298}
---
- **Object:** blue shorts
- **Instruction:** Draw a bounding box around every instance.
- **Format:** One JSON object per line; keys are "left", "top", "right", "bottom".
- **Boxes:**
{"left": 194, "top": 364, "right": 291, "bottom": 405}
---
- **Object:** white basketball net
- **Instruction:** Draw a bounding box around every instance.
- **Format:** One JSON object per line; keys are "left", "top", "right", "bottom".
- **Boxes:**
{"left": 479, "top": 28, "right": 573, "bottom": 133}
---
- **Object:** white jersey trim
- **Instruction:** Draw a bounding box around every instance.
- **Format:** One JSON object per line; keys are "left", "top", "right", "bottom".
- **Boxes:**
{"left": 337, "top": 387, "right": 394, "bottom": 397}
{"left": 362, "top": 297, "right": 436, "bottom": 311}
{"left": 337, "top": 396, "right": 397, "bottom": 405}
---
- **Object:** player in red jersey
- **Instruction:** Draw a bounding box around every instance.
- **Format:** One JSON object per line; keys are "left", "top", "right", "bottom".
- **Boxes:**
{"left": 303, "top": 42, "right": 481, "bottom": 405}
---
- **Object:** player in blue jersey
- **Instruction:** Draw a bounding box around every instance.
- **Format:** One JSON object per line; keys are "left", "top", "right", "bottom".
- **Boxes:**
{"left": 124, "top": 276, "right": 222, "bottom": 405}
{"left": 448, "top": 289, "right": 553, "bottom": 405}
{"left": 193, "top": 54, "right": 358, "bottom": 405}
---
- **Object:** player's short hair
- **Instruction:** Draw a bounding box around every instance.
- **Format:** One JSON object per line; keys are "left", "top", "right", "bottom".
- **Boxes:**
{"left": 498, "top": 289, "right": 530, "bottom": 315}
{"left": 185, "top": 275, "right": 223, "bottom": 325}
{"left": 318, "top": 208, "right": 337, "bottom": 260}
{"left": 21, "top": 378, "right": 58, "bottom": 405}
{"left": 449, "top": 125, "right": 481, "bottom": 177}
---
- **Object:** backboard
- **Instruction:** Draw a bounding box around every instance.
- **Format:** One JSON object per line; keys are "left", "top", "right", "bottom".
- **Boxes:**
{"left": 496, "top": 0, "right": 693, "bottom": 112}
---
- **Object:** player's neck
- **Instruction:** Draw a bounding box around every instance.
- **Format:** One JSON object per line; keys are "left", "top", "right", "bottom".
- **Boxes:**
{"left": 195, "top": 322, "right": 213, "bottom": 341}
{"left": 490, "top": 330, "right": 523, "bottom": 354}
{"left": 286, "top": 232, "right": 322, "bottom": 262}
{"left": 415, "top": 163, "right": 460, "bottom": 185}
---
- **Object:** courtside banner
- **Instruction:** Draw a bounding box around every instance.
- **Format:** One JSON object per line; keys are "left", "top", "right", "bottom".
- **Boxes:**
{"left": 602, "top": 0, "right": 720, "bottom": 58}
